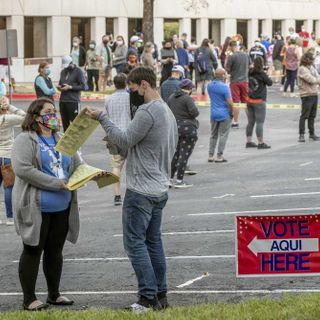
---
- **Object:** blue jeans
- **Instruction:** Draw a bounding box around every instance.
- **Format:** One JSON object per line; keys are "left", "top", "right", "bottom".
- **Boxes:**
{"left": 0, "top": 157, "right": 13, "bottom": 218}
{"left": 122, "top": 189, "right": 168, "bottom": 300}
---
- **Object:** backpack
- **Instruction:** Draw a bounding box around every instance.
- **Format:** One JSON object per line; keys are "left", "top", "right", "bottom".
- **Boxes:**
{"left": 248, "top": 75, "right": 260, "bottom": 97}
{"left": 196, "top": 50, "right": 207, "bottom": 74}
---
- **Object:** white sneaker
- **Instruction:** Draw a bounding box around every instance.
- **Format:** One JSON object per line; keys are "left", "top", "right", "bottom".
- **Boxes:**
{"left": 130, "top": 303, "right": 152, "bottom": 314}
{"left": 6, "top": 218, "right": 14, "bottom": 226}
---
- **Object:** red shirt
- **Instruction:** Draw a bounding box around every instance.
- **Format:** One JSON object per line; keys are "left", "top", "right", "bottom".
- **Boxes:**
{"left": 299, "top": 31, "right": 310, "bottom": 48}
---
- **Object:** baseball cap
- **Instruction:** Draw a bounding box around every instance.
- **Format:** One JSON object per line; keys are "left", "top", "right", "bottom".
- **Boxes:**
{"left": 180, "top": 78, "right": 195, "bottom": 90}
{"left": 172, "top": 65, "right": 185, "bottom": 77}
{"left": 130, "top": 35, "right": 139, "bottom": 43}
{"left": 61, "top": 55, "right": 73, "bottom": 69}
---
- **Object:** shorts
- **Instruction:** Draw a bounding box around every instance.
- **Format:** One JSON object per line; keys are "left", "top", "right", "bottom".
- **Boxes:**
{"left": 111, "top": 154, "right": 125, "bottom": 170}
{"left": 230, "top": 81, "right": 248, "bottom": 103}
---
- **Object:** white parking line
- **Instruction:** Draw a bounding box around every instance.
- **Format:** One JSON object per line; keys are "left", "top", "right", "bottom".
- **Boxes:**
{"left": 12, "top": 255, "right": 235, "bottom": 264}
{"left": 305, "top": 178, "right": 320, "bottom": 181}
{"left": 188, "top": 207, "right": 320, "bottom": 216}
{"left": 212, "top": 194, "right": 235, "bottom": 199}
{"left": 250, "top": 192, "right": 320, "bottom": 198}
{"left": 2, "top": 289, "right": 320, "bottom": 296}
{"left": 176, "top": 273, "right": 209, "bottom": 288}
{"left": 113, "top": 230, "right": 235, "bottom": 237}
{"left": 300, "top": 161, "right": 313, "bottom": 167}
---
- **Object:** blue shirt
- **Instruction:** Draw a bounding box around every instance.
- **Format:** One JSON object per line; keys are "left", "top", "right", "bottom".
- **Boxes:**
{"left": 38, "top": 135, "right": 72, "bottom": 213}
{"left": 0, "top": 81, "right": 6, "bottom": 96}
{"left": 35, "top": 76, "right": 56, "bottom": 96}
{"left": 207, "top": 80, "right": 231, "bottom": 122}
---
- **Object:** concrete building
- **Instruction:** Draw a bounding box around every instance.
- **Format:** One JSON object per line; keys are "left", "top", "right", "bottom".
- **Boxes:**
{"left": 1, "top": 0, "right": 320, "bottom": 82}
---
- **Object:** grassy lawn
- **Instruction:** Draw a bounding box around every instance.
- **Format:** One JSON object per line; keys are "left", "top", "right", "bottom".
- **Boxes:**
{"left": 0, "top": 294, "right": 319, "bottom": 320}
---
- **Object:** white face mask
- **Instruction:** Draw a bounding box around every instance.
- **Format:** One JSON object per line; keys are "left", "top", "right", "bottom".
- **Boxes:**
{"left": 89, "top": 44, "right": 95, "bottom": 49}
{"left": 73, "top": 42, "right": 79, "bottom": 47}
{"left": 117, "top": 40, "right": 123, "bottom": 46}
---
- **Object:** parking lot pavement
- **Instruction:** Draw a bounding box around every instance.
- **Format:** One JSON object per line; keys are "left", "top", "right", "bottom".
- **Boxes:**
{"left": 1, "top": 96, "right": 320, "bottom": 311}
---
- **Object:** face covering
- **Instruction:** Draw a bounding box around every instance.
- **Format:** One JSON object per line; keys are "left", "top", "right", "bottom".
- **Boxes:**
{"left": 103, "top": 40, "right": 109, "bottom": 45}
{"left": 44, "top": 68, "right": 51, "bottom": 76}
{"left": 117, "top": 40, "right": 124, "bottom": 46}
{"left": 89, "top": 44, "right": 95, "bottom": 49}
{"left": 73, "top": 42, "right": 79, "bottom": 47}
{"left": 40, "top": 113, "right": 59, "bottom": 130}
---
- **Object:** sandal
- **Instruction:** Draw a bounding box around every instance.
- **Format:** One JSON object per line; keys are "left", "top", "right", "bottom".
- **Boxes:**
{"left": 23, "top": 299, "right": 49, "bottom": 311}
{"left": 47, "top": 295, "right": 74, "bottom": 306}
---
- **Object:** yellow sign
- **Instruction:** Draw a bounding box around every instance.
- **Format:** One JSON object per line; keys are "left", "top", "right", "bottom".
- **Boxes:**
{"left": 55, "top": 108, "right": 100, "bottom": 156}
{"left": 67, "top": 164, "right": 119, "bottom": 191}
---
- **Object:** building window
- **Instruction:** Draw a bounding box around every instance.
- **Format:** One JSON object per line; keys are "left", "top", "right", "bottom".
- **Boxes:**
{"left": 258, "top": 20, "right": 263, "bottom": 37}
{"left": 24, "top": 17, "right": 47, "bottom": 58}
{"left": 313, "top": 20, "right": 317, "bottom": 33}
{"left": 71, "top": 17, "right": 91, "bottom": 50}
{"left": 128, "top": 18, "right": 142, "bottom": 40}
{"left": 191, "top": 19, "right": 197, "bottom": 43}
{"left": 106, "top": 18, "right": 114, "bottom": 35}
{"left": 209, "top": 19, "right": 221, "bottom": 45}
{"left": 164, "top": 19, "right": 179, "bottom": 41}
{"left": 272, "top": 20, "right": 282, "bottom": 36}
{"left": 237, "top": 20, "right": 248, "bottom": 48}
{"left": 0, "top": 17, "right": 6, "bottom": 30}
{"left": 295, "top": 20, "right": 304, "bottom": 33}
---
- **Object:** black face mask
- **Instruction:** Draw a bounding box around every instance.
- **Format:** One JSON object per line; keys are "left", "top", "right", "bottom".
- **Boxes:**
{"left": 129, "top": 90, "right": 145, "bottom": 118}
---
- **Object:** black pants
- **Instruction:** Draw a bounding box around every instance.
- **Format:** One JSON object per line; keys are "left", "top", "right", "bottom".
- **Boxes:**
{"left": 59, "top": 101, "right": 80, "bottom": 132}
{"left": 87, "top": 69, "right": 99, "bottom": 92}
{"left": 299, "top": 95, "right": 318, "bottom": 135}
{"left": 19, "top": 210, "right": 69, "bottom": 306}
{"left": 171, "top": 123, "right": 198, "bottom": 180}
{"left": 284, "top": 69, "right": 297, "bottom": 93}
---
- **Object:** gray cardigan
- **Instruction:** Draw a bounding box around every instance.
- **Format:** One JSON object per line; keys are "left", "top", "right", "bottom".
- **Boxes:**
{"left": 11, "top": 131, "right": 82, "bottom": 246}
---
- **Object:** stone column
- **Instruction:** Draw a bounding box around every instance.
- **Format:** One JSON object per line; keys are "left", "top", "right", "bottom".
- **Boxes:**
{"left": 196, "top": 18, "right": 208, "bottom": 44}
{"left": 179, "top": 18, "right": 191, "bottom": 38}
{"left": 315, "top": 20, "right": 320, "bottom": 36}
{"left": 6, "top": 15, "right": 24, "bottom": 58}
{"left": 262, "top": 19, "right": 272, "bottom": 37}
{"left": 221, "top": 18, "right": 237, "bottom": 43}
{"left": 91, "top": 17, "right": 106, "bottom": 44}
{"left": 303, "top": 19, "right": 313, "bottom": 33}
{"left": 248, "top": 19, "right": 259, "bottom": 48}
{"left": 114, "top": 17, "right": 128, "bottom": 44}
{"left": 154, "top": 17, "right": 164, "bottom": 49}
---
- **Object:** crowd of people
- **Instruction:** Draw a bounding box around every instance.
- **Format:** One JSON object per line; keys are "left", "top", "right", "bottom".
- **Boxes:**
{"left": 0, "top": 25, "right": 320, "bottom": 313}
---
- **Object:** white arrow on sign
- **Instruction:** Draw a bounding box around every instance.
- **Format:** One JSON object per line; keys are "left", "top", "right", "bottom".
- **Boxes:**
{"left": 248, "top": 237, "right": 319, "bottom": 257}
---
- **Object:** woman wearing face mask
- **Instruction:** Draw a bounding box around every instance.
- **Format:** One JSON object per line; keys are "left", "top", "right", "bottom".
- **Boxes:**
{"left": 0, "top": 96, "right": 25, "bottom": 225}
{"left": 113, "top": 36, "right": 128, "bottom": 74}
{"left": 167, "top": 79, "right": 199, "bottom": 188}
{"left": 160, "top": 40, "right": 178, "bottom": 85}
{"left": 34, "top": 63, "right": 56, "bottom": 101}
{"left": 86, "top": 40, "right": 100, "bottom": 91}
{"left": 11, "top": 98, "right": 82, "bottom": 311}
{"left": 141, "top": 42, "right": 157, "bottom": 71}
{"left": 70, "top": 36, "right": 86, "bottom": 69}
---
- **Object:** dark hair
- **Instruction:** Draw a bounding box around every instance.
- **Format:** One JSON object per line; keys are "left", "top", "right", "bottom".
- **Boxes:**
{"left": 127, "top": 66, "right": 157, "bottom": 88}
{"left": 288, "top": 38, "right": 296, "bottom": 45}
{"left": 300, "top": 52, "right": 315, "bottom": 67}
{"left": 253, "top": 56, "right": 264, "bottom": 73}
{"left": 38, "top": 62, "right": 48, "bottom": 73}
{"left": 22, "top": 98, "right": 57, "bottom": 134}
{"left": 114, "top": 73, "right": 127, "bottom": 89}
{"left": 201, "top": 38, "right": 210, "bottom": 48}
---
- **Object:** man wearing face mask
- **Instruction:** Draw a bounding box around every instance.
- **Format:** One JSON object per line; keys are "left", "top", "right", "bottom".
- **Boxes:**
{"left": 70, "top": 36, "right": 86, "bottom": 69}
{"left": 34, "top": 63, "right": 56, "bottom": 101}
{"left": 113, "top": 36, "right": 128, "bottom": 74}
{"left": 85, "top": 66, "right": 178, "bottom": 313}
{"left": 86, "top": 40, "right": 100, "bottom": 91}
{"left": 96, "top": 35, "right": 113, "bottom": 91}
{"left": 299, "top": 25, "right": 310, "bottom": 51}
{"left": 249, "top": 40, "right": 268, "bottom": 66}
{"left": 207, "top": 68, "right": 234, "bottom": 163}
{"left": 58, "top": 55, "right": 86, "bottom": 132}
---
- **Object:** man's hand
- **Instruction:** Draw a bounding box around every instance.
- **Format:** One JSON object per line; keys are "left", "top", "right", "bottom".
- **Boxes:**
{"left": 60, "top": 84, "right": 72, "bottom": 91}
{"left": 86, "top": 107, "right": 103, "bottom": 120}
{"left": 93, "top": 171, "right": 111, "bottom": 181}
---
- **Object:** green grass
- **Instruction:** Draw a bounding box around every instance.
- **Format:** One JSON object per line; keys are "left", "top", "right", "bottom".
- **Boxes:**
{"left": 1, "top": 294, "right": 320, "bottom": 320}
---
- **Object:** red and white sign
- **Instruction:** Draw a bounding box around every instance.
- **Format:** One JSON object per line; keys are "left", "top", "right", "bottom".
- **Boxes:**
{"left": 236, "top": 214, "right": 320, "bottom": 277}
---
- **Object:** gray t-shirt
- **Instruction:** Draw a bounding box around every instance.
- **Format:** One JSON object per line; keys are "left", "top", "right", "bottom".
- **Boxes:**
{"left": 226, "top": 52, "right": 250, "bottom": 83}
{"left": 99, "top": 99, "right": 178, "bottom": 196}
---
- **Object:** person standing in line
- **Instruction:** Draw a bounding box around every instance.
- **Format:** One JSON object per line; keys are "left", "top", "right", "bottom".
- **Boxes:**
{"left": 70, "top": 36, "right": 86, "bottom": 69}
{"left": 0, "top": 96, "right": 25, "bottom": 226}
{"left": 249, "top": 40, "right": 268, "bottom": 66}
{"left": 298, "top": 25, "right": 310, "bottom": 52}
{"left": 160, "top": 65, "right": 184, "bottom": 103}
{"left": 194, "top": 38, "right": 218, "bottom": 101}
{"left": 85, "top": 67, "right": 178, "bottom": 313}
{"left": 34, "top": 63, "right": 56, "bottom": 101}
{"left": 246, "top": 57, "right": 273, "bottom": 149}
{"left": 160, "top": 40, "right": 178, "bottom": 85}
{"left": 220, "top": 37, "right": 232, "bottom": 69}
{"left": 140, "top": 42, "right": 157, "bottom": 71}
{"left": 112, "top": 36, "right": 128, "bottom": 74}
{"left": 58, "top": 55, "right": 86, "bottom": 132}
{"left": 283, "top": 39, "right": 301, "bottom": 97}
{"left": 96, "top": 35, "right": 113, "bottom": 91}
{"left": 272, "top": 34, "right": 285, "bottom": 83}
{"left": 207, "top": 68, "right": 233, "bottom": 163}
{"left": 103, "top": 74, "right": 131, "bottom": 206}
{"left": 225, "top": 40, "right": 250, "bottom": 128}
{"left": 297, "top": 52, "right": 320, "bottom": 142}
{"left": 0, "top": 78, "right": 7, "bottom": 96}
{"left": 86, "top": 40, "right": 100, "bottom": 92}
{"left": 167, "top": 79, "right": 199, "bottom": 188}
{"left": 175, "top": 40, "right": 189, "bottom": 78}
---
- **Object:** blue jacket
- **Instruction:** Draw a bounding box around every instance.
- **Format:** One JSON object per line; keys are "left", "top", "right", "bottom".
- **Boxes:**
{"left": 176, "top": 48, "right": 189, "bottom": 67}
{"left": 160, "top": 77, "right": 181, "bottom": 103}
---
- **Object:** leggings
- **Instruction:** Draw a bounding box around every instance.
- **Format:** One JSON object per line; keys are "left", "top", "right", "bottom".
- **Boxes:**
{"left": 19, "top": 210, "right": 69, "bottom": 306}
{"left": 171, "top": 123, "right": 198, "bottom": 181}
{"left": 284, "top": 69, "right": 297, "bottom": 93}
{"left": 246, "top": 102, "right": 267, "bottom": 139}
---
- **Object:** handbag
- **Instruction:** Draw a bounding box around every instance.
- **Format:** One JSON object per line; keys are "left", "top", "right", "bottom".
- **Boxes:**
{"left": 1, "top": 163, "right": 15, "bottom": 188}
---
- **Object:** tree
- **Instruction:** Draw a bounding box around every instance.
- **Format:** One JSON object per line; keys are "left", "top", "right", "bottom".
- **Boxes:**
{"left": 184, "top": 0, "right": 209, "bottom": 14}
{"left": 142, "top": 0, "right": 154, "bottom": 43}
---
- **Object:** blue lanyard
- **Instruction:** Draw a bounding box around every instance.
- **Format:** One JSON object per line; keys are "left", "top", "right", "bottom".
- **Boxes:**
{"left": 38, "top": 134, "right": 60, "bottom": 161}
